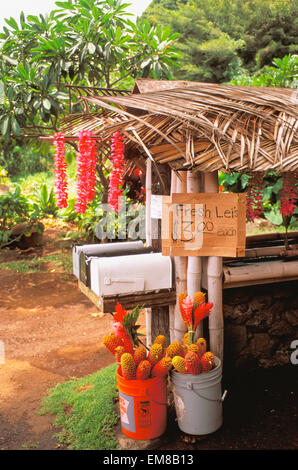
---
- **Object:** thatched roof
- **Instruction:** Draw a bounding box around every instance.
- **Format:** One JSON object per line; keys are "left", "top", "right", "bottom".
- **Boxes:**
{"left": 60, "top": 79, "right": 298, "bottom": 173}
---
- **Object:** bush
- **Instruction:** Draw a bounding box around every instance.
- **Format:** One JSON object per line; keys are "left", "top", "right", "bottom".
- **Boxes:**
{"left": 0, "top": 186, "right": 43, "bottom": 249}
{"left": 0, "top": 140, "right": 54, "bottom": 178}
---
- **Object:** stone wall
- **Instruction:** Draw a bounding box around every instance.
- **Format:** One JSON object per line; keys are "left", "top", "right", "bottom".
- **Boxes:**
{"left": 223, "top": 281, "right": 298, "bottom": 370}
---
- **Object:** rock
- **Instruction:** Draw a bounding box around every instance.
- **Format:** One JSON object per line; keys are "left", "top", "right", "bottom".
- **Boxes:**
{"left": 269, "top": 300, "right": 285, "bottom": 316}
{"left": 269, "top": 320, "right": 294, "bottom": 337}
{"left": 285, "top": 310, "right": 298, "bottom": 327}
{"left": 274, "top": 348, "right": 291, "bottom": 366}
{"left": 249, "top": 298, "right": 271, "bottom": 311}
{"left": 116, "top": 424, "right": 163, "bottom": 450}
{"left": 115, "top": 403, "right": 164, "bottom": 450}
{"left": 247, "top": 333, "right": 275, "bottom": 357}
{"left": 246, "top": 309, "right": 273, "bottom": 332}
{"left": 224, "top": 325, "right": 247, "bottom": 358}
{"left": 223, "top": 303, "right": 251, "bottom": 324}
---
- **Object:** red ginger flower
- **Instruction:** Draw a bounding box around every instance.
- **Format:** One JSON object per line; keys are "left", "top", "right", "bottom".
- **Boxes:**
{"left": 53, "top": 132, "right": 68, "bottom": 208}
{"left": 181, "top": 296, "right": 194, "bottom": 327}
{"left": 108, "top": 131, "right": 125, "bottom": 214}
{"left": 114, "top": 302, "right": 126, "bottom": 324}
{"left": 75, "top": 130, "right": 97, "bottom": 214}
{"left": 112, "top": 322, "right": 134, "bottom": 355}
{"left": 193, "top": 302, "right": 213, "bottom": 329}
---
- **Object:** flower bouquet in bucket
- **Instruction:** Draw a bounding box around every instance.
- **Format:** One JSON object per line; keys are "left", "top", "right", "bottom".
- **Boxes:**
{"left": 102, "top": 302, "right": 172, "bottom": 440}
{"left": 170, "top": 291, "right": 215, "bottom": 375}
{"left": 169, "top": 292, "right": 225, "bottom": 436}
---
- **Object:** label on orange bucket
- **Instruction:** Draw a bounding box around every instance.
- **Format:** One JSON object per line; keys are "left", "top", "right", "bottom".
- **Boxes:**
{"left": 119, "top": 392, "right": 135, "bottom": 432}
{"left": 137, "top": 400, "right": 151, "bottom": 428}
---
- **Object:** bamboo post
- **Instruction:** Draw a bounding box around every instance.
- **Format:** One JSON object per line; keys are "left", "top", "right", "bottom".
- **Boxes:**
{"left": 145, "top": 158, "right": 152, "bottom": 247}
{"left": 204, "top": 171, "right": 224, "bottom": 364}
{"left": 169, "top": 170, "right": 178, "bottom": 342}
{"left": 145, "top": 157, "right": 152, "bottom": 346}
{"left": 173, "top": 171, "right": 188, "bottom": 342}
{"left": 186, "top": 170, "right": 203, "bottom": 338}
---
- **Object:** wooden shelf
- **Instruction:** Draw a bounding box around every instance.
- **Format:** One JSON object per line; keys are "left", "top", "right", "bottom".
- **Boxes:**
{"left": 78, "top": 281, "right": 176, "bottom": 313}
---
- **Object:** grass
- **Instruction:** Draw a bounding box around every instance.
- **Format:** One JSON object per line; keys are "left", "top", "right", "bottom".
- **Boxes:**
{"left": 0, "top": 253, "right": 73, "bottom": 273}
{"left": 39, "top": 363, "right": 119, "bottom": 450}
{"left": 12, "top": 160, "right": 78, "bottom": 199}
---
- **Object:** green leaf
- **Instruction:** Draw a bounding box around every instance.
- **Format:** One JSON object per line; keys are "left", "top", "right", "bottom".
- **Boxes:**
{"left": 87, "top": 43, "right": 96, "bottom": 55}
{"left": 264, "top": 207, "right": 283, "bottom": 226}
{"left": 0, "top": 81, "right": 5, "bottom": 105}
{"left": 11, "top": 118, "right": 21, "bottom": 136}
{"left": 4, "top": 17, "right": 19, "bottom": 30}
{"left": 43, "top": 98, "right": 51, "bottom": 111}
{"left": 1, "top": 116, "right": 10, "bottom": 137}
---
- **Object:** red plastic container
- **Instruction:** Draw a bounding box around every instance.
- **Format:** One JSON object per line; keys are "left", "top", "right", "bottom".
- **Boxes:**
{"left": 116, "top": 367, "right": 167, "bottom": 440}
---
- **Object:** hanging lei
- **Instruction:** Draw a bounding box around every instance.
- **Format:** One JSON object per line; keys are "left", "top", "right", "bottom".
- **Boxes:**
{"left": 53, "top": 132, "right": 68, "bottom": 209}
{"left": 280, "top": 171, "right": 297, "bottom": 218}
{"left": 75, "top": 130, "right": 97, "bottom": 214}
{"left": 246, "top": 172, "right": 264, "bottom": 221}
{"left": 108, "top": 131, "right": 125, "bottom": 214}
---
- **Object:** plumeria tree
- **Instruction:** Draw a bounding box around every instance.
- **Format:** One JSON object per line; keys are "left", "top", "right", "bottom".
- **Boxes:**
{"left": 0, "top": 0, "right": 180, "bottom": 141}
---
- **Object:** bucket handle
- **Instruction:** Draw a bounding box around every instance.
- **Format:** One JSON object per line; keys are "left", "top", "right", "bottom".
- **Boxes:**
{"left": 186, "top": 382, "right": 228, "bottom": 403}
{"left": 143, "top": 388, "right": 168, "bottom": 406}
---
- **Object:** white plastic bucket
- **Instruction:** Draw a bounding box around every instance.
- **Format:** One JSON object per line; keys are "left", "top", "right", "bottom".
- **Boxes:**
{"left": 171, "top": 357, "right": 226, "bottom": 435}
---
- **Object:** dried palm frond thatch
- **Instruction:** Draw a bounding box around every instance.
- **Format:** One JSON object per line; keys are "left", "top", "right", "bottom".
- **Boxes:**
{"left": 60, "top": 79, "right": 298, "bottom": 173}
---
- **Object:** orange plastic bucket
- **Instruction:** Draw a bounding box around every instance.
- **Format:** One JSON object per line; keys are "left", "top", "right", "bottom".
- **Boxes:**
{"left": 116, "top": 367, "right": 167, "bottom": 440}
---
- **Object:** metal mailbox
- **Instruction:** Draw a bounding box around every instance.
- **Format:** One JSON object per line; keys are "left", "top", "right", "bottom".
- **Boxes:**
{"left": 73, "top": 241, "right": 176, "bottom": 313}
{"left": 90, "top": 252, "right": 173, "bottom": 297}
{"left": 73, "top": 240, "right": 148, "bottom": 281}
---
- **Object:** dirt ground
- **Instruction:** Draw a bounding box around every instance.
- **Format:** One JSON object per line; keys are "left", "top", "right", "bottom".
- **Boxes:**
{"left": 0, "top": 224, "right": 297, "bottom": 451}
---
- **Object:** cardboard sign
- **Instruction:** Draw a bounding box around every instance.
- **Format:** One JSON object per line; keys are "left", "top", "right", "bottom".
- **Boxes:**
{"left": 162, "top": 193, "right": 246, "bottom": 257}
{"left": 150, "top": 195, "right": 163, "bottom": 219}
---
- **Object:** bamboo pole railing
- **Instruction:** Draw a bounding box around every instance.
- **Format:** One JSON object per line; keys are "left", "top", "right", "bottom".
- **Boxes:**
{"left": 204, "top": 172, "right": 224, "bottom": 364}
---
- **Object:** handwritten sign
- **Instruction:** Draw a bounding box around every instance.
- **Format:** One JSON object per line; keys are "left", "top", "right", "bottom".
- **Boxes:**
{"left": 162, "top": 193, "right": 246, "bottom": 257}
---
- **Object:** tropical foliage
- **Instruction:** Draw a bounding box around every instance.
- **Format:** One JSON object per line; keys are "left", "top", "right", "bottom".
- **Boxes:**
{"left": 143, "top": 0, "right": 298, "bottom": 83}
{"left": 0, "top": 0, "right": 180, "bottom": 139}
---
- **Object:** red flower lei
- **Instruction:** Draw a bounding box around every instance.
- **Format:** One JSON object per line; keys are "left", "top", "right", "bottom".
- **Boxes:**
{"left": 108, "top": 131, "right": 125, "bottom": 214}
{"left": 280, "top": 172, "right": 297, "bottom": 218}
{"left": 53, "top": 132, "right": 68, "bottom": 209}
{"left": 75, "top": 130, "right": 97, "bottom": 214}
{"left": 246, "top": 172, "right": 264, "bottom": 222}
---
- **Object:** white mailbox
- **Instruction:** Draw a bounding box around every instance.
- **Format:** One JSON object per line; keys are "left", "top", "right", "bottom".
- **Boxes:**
{"left": 72, "top": 241, "right": 146, "bottom": 280}
{"left": 74, "top": 243, "right": 176, "bottom": 313}
{"left": 90, "top": 252, "right": 173, "bottom": 297}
